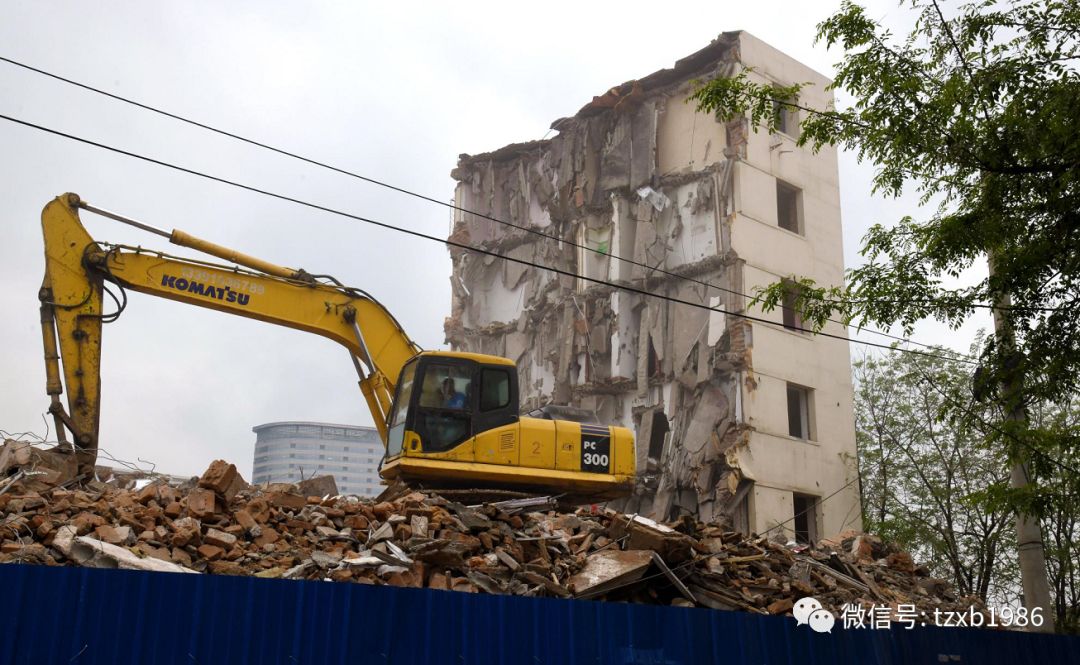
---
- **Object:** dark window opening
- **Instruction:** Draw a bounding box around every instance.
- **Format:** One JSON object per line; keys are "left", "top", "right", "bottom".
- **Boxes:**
{"left": 793, "top": 493, "right": 819, "bottom": 544}
{"left": 648, "top": 336, "right": 662, "bottom": 378}
{"left": 786, "top": 383, "right": 811, "bottom": 439}
{"left": 776, "top": 180, "right": 801, "bottom": 234}
{"left": 418, "top": 411, "right": 471, "bottom": 452}
{"left": 647, "top": 411, "right": 670, "bottom": 460}
{"left": 480, "top": 369, "right": 511, "bottom": 411}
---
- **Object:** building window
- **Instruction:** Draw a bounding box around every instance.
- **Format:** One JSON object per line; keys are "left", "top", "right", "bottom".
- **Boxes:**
{"left": 786, "top": 383, "right": 812, "bottom": 440}
{"left": 772, "top": 92, "right": 799, "bottom": 138}
{"left": 793, "top": 493, "right": 819, "bottom": 544}
{"left": 781, "top": 280, "right": 803, "bottom": 332}
{"left": 776, "top": 180, "right": 802, "bottom": 234}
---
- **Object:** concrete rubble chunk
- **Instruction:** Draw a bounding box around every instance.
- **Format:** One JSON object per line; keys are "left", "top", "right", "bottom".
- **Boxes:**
{"left": 94, "top": 524, "right": 136, "bottom": 546}
{"left": 186, "top": 488, "right": 217, "bottom": 518}
{"left": 203, "top": 528, "right": 237, "bottom": 549}
{"left": 296, "top": 475, "right": 338, "bottom": 498}
{"left": 570, "top": 549, "right": 653, "bottom": 599}
{"left": 197, "top": 544, "right": 225, "bottom": 561}
{"left": 311, "top": 550, "right": 342, "bottom": 568}
{"left": 65, "top": 534, "right": 197, "bottom": 573}
{"left": 0, "top": 457, "right": 982, "bottom": 622}
{"left": 269, "top": 492, "right": 306, "bottom": 511}
{"left": 198, "top": 460, "right": 246, "bottom": 501}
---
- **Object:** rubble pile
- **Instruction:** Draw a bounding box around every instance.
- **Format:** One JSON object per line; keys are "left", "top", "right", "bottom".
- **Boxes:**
{"left": 0, "top": 449, "right": 982, "bottom": 619}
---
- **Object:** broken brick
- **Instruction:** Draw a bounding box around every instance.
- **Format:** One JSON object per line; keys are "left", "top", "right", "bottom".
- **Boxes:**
{"left": 197, "top": 544, "right": 225, "bottom": 561}
{"left": 203, "top": 528, "right": 237, "bottom": 549}
{"left": 186, "top": 488, "right": 216, "bottom": 518}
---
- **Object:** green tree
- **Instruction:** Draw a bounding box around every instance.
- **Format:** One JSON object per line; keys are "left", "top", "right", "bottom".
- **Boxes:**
{"left": 854, "top": 344, "right": 1017, "bottom": 605}
{"left": 1030, "top": 396, "right": 1080, "bottom": 632}
{"left": 691, "top": 0, "right": 1079, "bottom": 630}
{"left": 855, "top": 344, "right": 1080, "bottom": 628}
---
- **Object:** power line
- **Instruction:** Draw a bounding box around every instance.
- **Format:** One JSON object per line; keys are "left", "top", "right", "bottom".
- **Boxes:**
{"left": 0, "top": 111, "right": 976, "bottom": 364}
{"left": 0, "top": 54, "right": 982, "bottom": 359}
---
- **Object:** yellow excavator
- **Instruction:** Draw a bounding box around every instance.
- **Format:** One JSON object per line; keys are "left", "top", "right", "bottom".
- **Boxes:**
{"left": 38, "top": 193, "right": 635, "bottom": 500}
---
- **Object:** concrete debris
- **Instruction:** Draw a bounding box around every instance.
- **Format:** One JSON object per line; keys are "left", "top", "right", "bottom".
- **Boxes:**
{"left": 0, "top": 457, "right": 982, "bottom": 622}
{"left": 570, "top": 549, "right": 653, "bottom": 599}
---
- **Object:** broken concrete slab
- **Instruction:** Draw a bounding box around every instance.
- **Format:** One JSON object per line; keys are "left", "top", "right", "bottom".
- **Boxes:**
{"left": 61, "top": 533, "right": 196, "bottom": 574}
{"left": 570, "top": 549, "right": 653, "bottom": 599}
{"left": 296, "top": 475, "right": 338, "bottom": 498}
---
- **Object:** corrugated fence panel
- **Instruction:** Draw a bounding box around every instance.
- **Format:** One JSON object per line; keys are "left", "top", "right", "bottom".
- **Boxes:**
{"left": 1, "top": 564, "right": 1078, "bottom": 664}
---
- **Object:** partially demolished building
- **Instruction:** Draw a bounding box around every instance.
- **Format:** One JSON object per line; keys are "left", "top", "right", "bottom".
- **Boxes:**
{"left": 446, "top": 32, "right": 860, "bottom": 541}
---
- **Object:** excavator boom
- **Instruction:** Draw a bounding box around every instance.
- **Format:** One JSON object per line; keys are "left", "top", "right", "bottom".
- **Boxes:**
{"left": 40, "top": 193, "right": 418, "bottom": 472}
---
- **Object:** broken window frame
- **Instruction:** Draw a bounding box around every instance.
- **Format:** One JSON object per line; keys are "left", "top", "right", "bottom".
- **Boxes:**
{"left": 775, "top": 179, "right": 803, "bottom": 235}
{"left": 785, "top": 382, "right": 813, "bottom": 440}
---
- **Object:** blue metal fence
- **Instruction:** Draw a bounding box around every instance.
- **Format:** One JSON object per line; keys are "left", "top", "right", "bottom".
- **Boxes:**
{"left": 0, "top": 564, "right": 1077, "bottom": 664}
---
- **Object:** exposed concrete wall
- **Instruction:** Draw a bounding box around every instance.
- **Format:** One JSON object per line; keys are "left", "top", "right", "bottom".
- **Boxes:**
{"left": 447, "top": 31, "right": 861, "bottom": 539}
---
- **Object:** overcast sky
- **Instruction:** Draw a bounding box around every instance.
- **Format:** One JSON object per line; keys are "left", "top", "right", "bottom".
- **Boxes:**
{"left": 0, "top": 1, "right": 992, "bottom": 479}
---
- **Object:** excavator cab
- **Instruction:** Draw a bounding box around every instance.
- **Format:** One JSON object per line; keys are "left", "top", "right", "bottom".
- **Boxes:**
{"left": 380, "top": 351, "right": 635, "bottom": 500}
{"left": 385, "top": 352, "right": 519, "bottom": 459}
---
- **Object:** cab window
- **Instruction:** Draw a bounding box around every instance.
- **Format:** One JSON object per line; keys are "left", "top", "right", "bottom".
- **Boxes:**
{"left": 390, "top": 362, "right": 417, "bottom": 427}
{"left": 480, "top": 369, "right": 511, "bottom": 411}
{"left": 416, "top": 362, "right": 473, "bottom": 452}
{"left": 386, "top": 360, "right": 417, "bottom": 456}
{"left": 420, "top": 363, "right": 472, "bottom": 410}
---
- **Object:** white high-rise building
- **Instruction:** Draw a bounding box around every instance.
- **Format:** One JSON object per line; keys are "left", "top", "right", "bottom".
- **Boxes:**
{"left": 251, "top": 421, "right": 383, "bottom": 496}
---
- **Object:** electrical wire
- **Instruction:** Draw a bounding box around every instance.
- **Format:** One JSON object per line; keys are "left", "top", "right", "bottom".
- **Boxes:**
{"left": 0, "top": 54, "right": 1008, "bottom": 353}
{"left": 0, "top": 111, "right": 978, "bottom": 365}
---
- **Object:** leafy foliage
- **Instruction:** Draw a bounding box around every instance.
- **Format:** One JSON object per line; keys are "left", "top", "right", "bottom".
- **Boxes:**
{"left": 854, "top": 341, "right": 1016, "bottom": 604}
{"left": 691, "top": 0, "right": 1080, "bottom": 406}
{"left": 854, "top": 343, "right": 1080, "bottom": 627}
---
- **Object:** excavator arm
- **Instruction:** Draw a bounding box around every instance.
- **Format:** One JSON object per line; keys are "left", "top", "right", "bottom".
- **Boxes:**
{"left": 40, "top": 193, "right": 420, "bottom": 474}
